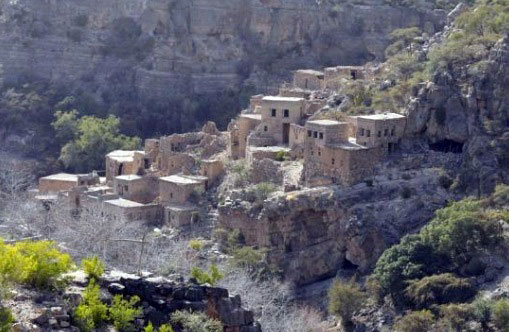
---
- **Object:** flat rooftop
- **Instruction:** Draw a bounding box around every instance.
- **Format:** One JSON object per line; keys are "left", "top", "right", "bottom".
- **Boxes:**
{"left": 115, "top": 175, "right": 143, "bottom": 181}
{"left": 356, "top": 113, "right": 406, "bottom": 121}
{"left": 104, "top": 198, "right": 144, "bottom": 208}
{"left": 328, "top": 138, "right": 368, "bottom": 151}
{"left": 160, "top": 174, "right": 206, "bottom": 185}
{"left": 262, "top": 96, "right": 304, "bottom": 102}
{"left": 165, "top": 204, "right": 198, "bottom": 212}
{"left": 40, "top": 173, "right": 78, "bottom": 182}
{"left": 306, "top": 119, "right": 345, "bottom": 126}
{"left": 106, "top": 150, "right": 145, "bottom": 162}
{"left": 239, "top": 113, "right": 262, "bottom": 120}
{"left": 248, "top": 146, "right": 291, "bottom": 153}
{"left": 295, "top": 69, "right": 324, "bottom": 76}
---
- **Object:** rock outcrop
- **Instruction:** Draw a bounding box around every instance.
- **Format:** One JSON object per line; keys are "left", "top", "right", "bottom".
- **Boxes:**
{"left": 6, "top": 270, "right": 261, "bottom": 332}
{"left": 405, "top": 36, "right": 509, "bottom": 195}
{"left": 0, "top": 0, "right": 447, "bottom": 100}
{"left": 218, "top": 151, "right": 462, "bottom": 285}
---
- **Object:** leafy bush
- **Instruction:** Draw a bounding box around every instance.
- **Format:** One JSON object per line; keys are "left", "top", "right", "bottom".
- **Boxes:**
{"left": 254, "top": 182, "right": 277, "bottom": 203}
{"left": 374, "top": 199, "right": 502, "bottom": 301}
{"left": 1, "top": 240, "right": 73, "bottom": 288}
{"left": 230, "top": 246, "right": 265, "bottom": 271}
{"left": 159, "top": 324, "right": 175, "bottom": 332}
{"left": 189, "top": 240, "right": 204, "bottom": 251}
{"left": 81, "top": 256, "right": 105, "bottom": 280}
{"left": 471, "top": 297, "right": 492, "bottom": 328}
{"left": 170, "top": 310, "right": 222, "bottom": 332}
{"left": 191, "top": 265, "right": 224, "bottom": 286}
{"left": 437, "top": 303, "right": 472, "bottom": 331}
{"left": 275, "top": 151, "right": 287, "bottom": 162}
{"left": 144, "top": 322, "right": 155, "bottom": 332}
{"left": 109, "top": 295, "right": 142, "bottom": 332}
{"left": 405, "top": 273, "right": 476, "bottom": 309}
{"left": 0, "top": 307, "right": 14, "bottom": 332}
{"left": 74, "top": 280, "right": 108, "bottom": 332}
{"left": 393, "top": 310, "right": 434, "bottom": 332}
{"left": 328, "top": 279, "right": 366, "bottom": 326}
{"left": 492, "top": 298, "right": 509, "bottom": 331}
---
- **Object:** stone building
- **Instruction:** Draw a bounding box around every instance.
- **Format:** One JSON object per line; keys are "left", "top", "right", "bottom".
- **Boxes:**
{"left": 255, "top": 96, "right": 305, "bottom": 146}
{"left": 228, "top": 113, "right": 262, "bottom": 160}
{"left": 113, "top": 175, "right": 159, "bottom": 204}
{"left": 200, "top": 159, "right": 224, "bottom": 185}
{"left": 102, "top": 198, "right": 162, "bottom": 223}
{"left": 159, "top": 174, "right": 208, "bottom": 205}
{"left": 293, "top": 69, "right": 325, "bottom": 90}
{"left": 38, "top": 172, "right": 100, "bottom": 194}
{"left": 304, "top": 119, "right": 379, "bottom": 187}
{"left": 351, "top": 113, "right": 407, "bottom": 152}
{"left": 105, "top": 150, "right": 147, "bottom": 182}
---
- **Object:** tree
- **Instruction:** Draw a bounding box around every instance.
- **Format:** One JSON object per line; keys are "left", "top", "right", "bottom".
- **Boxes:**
{"left": 328, "top": 278, "right": 366, "bottom": 326}
{"left": 54, "top": 113, "right": 141, "bottom": 172}
{"left": 109, "top": 295, "right": 142, "bottom": 331}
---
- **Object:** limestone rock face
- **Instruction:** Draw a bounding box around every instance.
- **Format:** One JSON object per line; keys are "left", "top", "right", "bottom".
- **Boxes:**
{"left": 219, "top": 155, "right": 460, "bottom": 285}
{"left": 405, "top": 37, "right": 509, "bottom": 194}
{"left": 0, "top": 0, "right": 446, "bottom": 99}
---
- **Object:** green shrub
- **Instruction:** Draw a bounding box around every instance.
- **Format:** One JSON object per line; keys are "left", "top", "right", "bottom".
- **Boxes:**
{"left": 158, "top": 324, "right": 174, "bottom": 332}
{"left": 471, "top": 297, "right": 492, "bottom": 328}
{"left": 374, "top": 199, "right": 502, "bottom": 301}
{"left": 437, "top": 303, "right": 472, "bottom": 331}
{"left": 405, "top": 273, "right": 476, "bottom": 309}
{"left": 81, "top": 256, "right": 105, "bottom": 280}
{"left": 492, "top": 298, "right": 509, "bottom": 331}
{"left": 254, "top": 182, "right": 277, "bottom": 203}
{"left": 74, "top": 280, "right": 108, "bottom": 332}
{"left": 328, "top": 279, "right": 366, "bottom": 326}
{"left": 189, "top": 240, "right": 204, "bottom": 251}
{"left": 230, "top": 246, "right": 265, "bottom": 271}
{"left": 393, "top": 310, "right": 434, "bottom": 332}
{"left": 109, "top": 295, "right": 142, "bottom": 332}
{"left": 191, "top": 265, "right": 224, "bottom": 286}
{"left": 144, "top": 322, "right": 174, "bottom": 332}
{"left": 275, "top": 151, "right": 287, "bottom": 162}
{"left": 144, "top": 322, "right": 155, "bottom": 332}
{"left": 0, "top": 307, "right": 14, "bottom": 332}
{"left": 170, "top": 310, "right": 222, "bottom": 332}
{"left": 7, "top": 240, "right": 73, "bottom": 288}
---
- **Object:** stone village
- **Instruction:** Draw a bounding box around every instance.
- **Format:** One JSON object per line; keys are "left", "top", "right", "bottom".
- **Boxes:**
{"left": 31, "top": 64, "right": 407, "bottom": 228}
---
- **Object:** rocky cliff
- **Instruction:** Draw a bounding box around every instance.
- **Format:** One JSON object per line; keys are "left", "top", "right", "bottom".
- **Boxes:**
{"left": 0, "top": 0, "right": 446, "bottom": 100}
{"left": 406, "top": 36, "right": 509, "bottom": 195}
{"left": 219, "top": 150, "right": 462, "bottom": 285}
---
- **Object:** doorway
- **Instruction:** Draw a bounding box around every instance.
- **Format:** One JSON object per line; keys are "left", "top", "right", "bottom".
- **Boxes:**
{"left": 283, "top": 123, "right": 290, "bottom": 145}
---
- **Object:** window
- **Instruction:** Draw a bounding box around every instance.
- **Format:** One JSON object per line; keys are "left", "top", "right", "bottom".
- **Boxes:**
{"left": 307, "top": 130, "right": 312, "bottom": 137}
{"left": 378, "top": 131, "right": 381, "bottom": 137}
{"left": 284, "top": 109, "right": 289, "bottom": 118}
{"left": 313, "top": 131, "right": 318, "bottom": 138}
{"left": 319, "top": 132, "right": 324, "bottom": 139}
{"left": 264, "top": 125, "right": 268, "bottom": 132}
{"left": 367, "top": 130, "right": 371, "bottom": 137}
{"left": 391, "top": 128, "right": 395, "bottom": 136}
{"left": 124, "top": 185, "right": 129, "bottom": 193}
{"left": 360, "top": 128, "right": 365, "bottom": 136}
{"left": 384, "top": 129, "right": 388, "bottom": 136}
{"left": 271, "top": 109, "right": 277, "bottom": 117}
{"left": 170, "top": 193, "right": 173, "bottom": 199}
{"left": 332, "top": 158, "right": 335, "bottom": 165}
{"left": 318, "top": 149, "right": 321, "bottom": 156}
{"left": 310, "top": 149, "right": 314, "bottom": 155}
